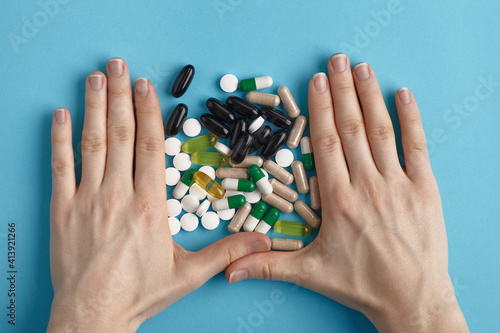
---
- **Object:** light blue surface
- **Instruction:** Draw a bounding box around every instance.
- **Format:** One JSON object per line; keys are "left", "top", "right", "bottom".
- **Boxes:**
{"left": 1, "top": 0, "right": 499, "bottom": 332}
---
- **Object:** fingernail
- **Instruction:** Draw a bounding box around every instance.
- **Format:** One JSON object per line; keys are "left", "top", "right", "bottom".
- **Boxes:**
{"left": 250, "top": 240, "right": 270, "bottom": 253}
{"left": 108, "top": 58, "right": 123, "bottom": 76}
{"left": 229, "top": 270, "right": 248, "bottom": 284}
{"left": 313, "top": 73, "right": 328, "bottom": 93}
{"left": 89, "top": 74, "right": 103, "bottom": 90}
{"left": 55, "top": 108, "right": 66, "bottom": 124}
{"left": 398, "top": 88, "right": 411, "bottom": 105}
{"left": 354, "top": 63, "right": 370, "bottom": 80}
{"left": 135, "top": 78, "right": 148, "bottom": 97}
{"left": 330, "top": 53, "right": 347, "bottom": 72}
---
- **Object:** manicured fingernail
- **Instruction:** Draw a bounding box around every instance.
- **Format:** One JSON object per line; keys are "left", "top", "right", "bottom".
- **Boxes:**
{"left": 229, "top": 270, "right": 248, "bottom": 284}
{"left": 313, "top": 73, "right": 328, "bottom": 93}
{"left": 330, "top": 53, "right": 347, "bottom": 72}
{"left": 108, "top": 58, "right": 123, "bottom": 76}
{"left": 55, "top": 108, "right": 66, "bottom": 124}
{"left": 250, "top": 240, "right": 270, "bottom": 253}
{"left": 135, "top": 78, "right": 148, "bottom": 97}
{"left": 89, "top": 74, "right": 103, "bottom": 90}
{"left": 354, "top": 63, "right": 370, "bottom": 80}
{"left": 399, "top": 88, "right": 411, "bottom": 105}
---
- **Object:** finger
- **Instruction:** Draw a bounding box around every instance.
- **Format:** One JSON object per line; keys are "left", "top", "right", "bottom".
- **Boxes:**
{"left": 105, "top": 58, "right": 135, "bottom": 183}
{"left": 134, "top": 78, "right": 165, "bottom": 195}
{"left": 395, "top": 88, "right": 432, "bottom": 181}
{"left": 81, "top": 72, "right": 107, "bottom": 189}
{"left": 51, "top": 108, "right": 76, "bottom": 200}
{"left": 328, "top": 54, "right": 376, "bottom": 178}
{"left": 352, "top": 63, "right": 401, "bottom": 176}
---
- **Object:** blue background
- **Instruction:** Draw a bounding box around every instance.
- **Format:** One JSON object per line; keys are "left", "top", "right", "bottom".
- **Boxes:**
{"left": 1, "top": 0, "right": 499, "bottom": 332}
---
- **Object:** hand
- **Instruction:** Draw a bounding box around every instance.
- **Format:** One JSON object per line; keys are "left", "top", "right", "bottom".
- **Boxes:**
{"left": 226, "top": 54, "right": 469, "bottom": 332}
{"left": 47, "top": 58, "right": 271, "bottom": 333}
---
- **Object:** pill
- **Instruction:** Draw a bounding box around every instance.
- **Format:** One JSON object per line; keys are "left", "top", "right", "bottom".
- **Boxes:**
{"left": 230, "top": 118, "right": 248, "bottom": 149}
{"left": 246, "top": 91, "right": 280, "bottom": 107}
{"left": 294, "top": 200, "right": 321, "bottom": 228}
{"left": 165, "top": 103, "right": 188, "bottom": 137}
{"left": 309, "top": 176, "right": 321, "bottom": 210}
{"left": 168, "top": 217, "right": 181, "bottom": 236}
{"left": 261, "top": 106, "right": 293, "bottom": 129}
{"left": 277, "top": 86, "right": 300, "bottom": 118}
{"left": 206, "top": 97, "right": 236, "bottom": 124}
{"left": 212, "top": 194, "right": 246, "bottom": 211}
{"left": 172, "top": 64, "right": 195, "bottom": 98}
{"left": 261, "top": 169, "right": 269, "bottom": 180}
{"left": 226, "top": 96, "right": 260, "bottom": 119}
{"left": 173, "top": 168, "right": 196, "bottom": 199}
{"left": 228, "top": 203, "right": 252, "bottom": 233}
{"left": 220, "top": 74, "right": 239, "bottom": 93}
{"left": 222, "top": 178, "right": 256, "bottom": 192}
{"left": 180, "top": 213, "right": 199, "bottom": 232}
{"left": 200, "top": 114, "right": 231, "bottom": 139}
{"left": 216, "top": 167, "right": 249, "bottom": 179}
{"left": 191, "top": 151, "right": 229, "bottom": 167}
{"left": 249, "top": 165, "right": 273, "bottom": 196}
{"left": 243, "top": 202, "right": 267, "bottom": 232}
{"left": 243, "top": 188, "right": 262, "bottom": 204}
{"left": 225, "top": 190, "right": 244, "bottom": 197}
{"left": 275, "top": 149, "right": 294, "bottom": 168}
{"left": 196, "top": 199, "right": 211, "bottom": 217}
{"left": 173, "top": 153, "right": 192, "bottom": 171}
{"left": 291, "top": 161, "right": 309, "bottom": 194}
{"left": 214, "top": 142, "right": 232, "bottom": 156}
{"left": 231, "top": 133, "right": 253, "bottom": 165}
{"left": 262, "top": 193, "right": 294, "bottom": 214}
{"left": 181, "top": 134, "right": 216, "bottom": 154}
{"left": 165, "top": 137, "right": 182, "bottom": 156}
{"left": 230, "top": 155, "right": 263, "bottom": 168}
{"left": 217, "top": 208, "right": 236, "bottom": 220}
{"left": 183, "top": 118, "right": 201, "bottom": 137}
{"left": 192, "top": 171, "right": 225, "bottom": 199}
{"left": 248, "top": 125, "right": 272, "bottom": 154}
{"left": 165, "top": 167, "right": 181, "bottom": 186}
{"left": 181, "top": 195, "right": 200, "bottom": 213}
{"left": 261, "top": 129, "right": 288, "bottom": 160}
{"left": 199, "top": 166, "right": 216, "bottom": 180}
{"left": 269, "top": 178, "right": 298, "bottom": 202}
{"left": 255, "top": 208, "right": 280, "bottom": 234}
{"left": 286, "top": 116, "right": 307, "bottom": 149}
{"left": 301, "top": 136, "right": 315, "bottom": 170}
{"left": 271, "top": 238, "right": 304, "bottom": 251}
{"left": 274, "top": 220, "right": 312, "bottom": 236}
{"left": 201, "top": 211, "right": 220, "bottom": 230}
{"left": 239, "top": 76, "right": 273, "bottom": 92}
{"left": 263, "top": 160, "right": 294, "bottom": 185}
{"left": 167, "top": 199, "right": 182, "bottom": 217}
{"left": 189, "top": 183, "right": 207, "bottom": 200}
{"left": 206, "top": 193, "right": 217, "bottom": 202}
{"left": 247, "top": 116, "right": 264, "bottom": 134}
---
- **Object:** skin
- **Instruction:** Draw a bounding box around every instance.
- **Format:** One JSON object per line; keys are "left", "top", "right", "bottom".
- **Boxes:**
{"left": 48, "top": 55, "right": 468, "bottom": 332}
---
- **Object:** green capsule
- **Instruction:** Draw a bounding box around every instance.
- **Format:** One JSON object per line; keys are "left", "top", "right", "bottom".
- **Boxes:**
{"left": 262, "top": 208, "right": 280, "bottom": 227}
{"left": 300, "top": 136, "right": 315, "bottom": 170}
{"left": 191, "top": 151, "right": 229, "bottom": 166}
{"left": 181, "top": 134, "right": 217, "bottom": 153}
{"left": 180, "top": 168, "right": 196, "bottom": 186}
{"left": 239, "top": 76, "right": 273, "bottom": 92}
{"left": 221, "top": 178, "right": 256, "bottom": 192}
{"left": 274, "top": 220, "right": 312, "bottom": 237}
{"left": 213, "top": 195, "right": 247, "bottom": 211}
{"left": 250, "top": 202, "right": 267, "bottom": 220}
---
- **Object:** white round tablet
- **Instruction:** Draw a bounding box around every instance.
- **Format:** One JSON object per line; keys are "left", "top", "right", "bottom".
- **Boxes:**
{"left": 199, "top": 166, "right": 216, "bottom": 179}
{"left": 275, "top": 149, "right": 294, "bottom": 168}
{"left": 165, "top": 168, "right": 181, "bottom": 186}
{"left": 180, "top": 213, "right": 199, "bottom": 232}
{"left": 173, "top": 153, "right": 191, "bottom": 171}
{"left": 181, "top": 195, "right": 200, "bottom": 213}
{"left": 189, "top": 183, "right": 207, "bottom": 200}
{"left": 206, "top": 193, "right": 218, "bottom": 202}
{"left": 183, "top": 118, "right": 201, "bottom": 137}
{"left": 214, "top": 142, "right": 232, "bottom": 156}
{"left": 168, "top": 217, "right": 181, "bottom": 235}
{"left": 167, "top": 199, "right": 182, "bottom": 217}
{"left": 196, "top": 199, "right": 211, "bottom": 217}
{"left": 225, "top": 190, "right": 244, "bottom": 198}
{"left": 165, "top": 137, "right": 181, "bottom": 156}
{"left": 217, "top": 208, "right": 236, "bottom": 220}
{"left": 244, "top": 188, "right": 262, "bottom": 204}
{"left": 202, "top": 212, "right": 220, "bottom": 230}
{"left": 220, "top": 74, "right": 238, "bottom": 93}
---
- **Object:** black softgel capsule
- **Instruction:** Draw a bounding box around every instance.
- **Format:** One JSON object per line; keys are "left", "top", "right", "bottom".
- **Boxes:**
{"left": 261, "top": 106, "right": 293, "bottom": 129}
{"left": 200, "top": 114, "right": 231, "bottom": 139}
{"left": 230, "top": 118, "right": 248, "bottom": 149}
{"left": 226, "top": 96, "right": 260, "bottom": 119}
{"left": 165, "top": 103, "right": 188, "bottom": 137}
{"left": 261, "top": 129, "right": 288, "bottom": 160}
{"left": 231, "top": 133, "right": 254, "bottom": 165}
{"left": 206, "top": 98, "right": 236, "bottom": 124}
{"left": 172, "top": 64, "right": 195, "bottom": 98}
{"left": 248, "top": 125, "right": 272, "bottom": 154}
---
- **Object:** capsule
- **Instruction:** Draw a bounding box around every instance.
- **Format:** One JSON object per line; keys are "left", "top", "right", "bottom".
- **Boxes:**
{"left": 200, "top": 114, "right": 231, "bottom": 139}
{"left": 271, "top": 238, "right": 304, "bottom": 251}
{"left": 243, "top": 202, "right": 268, "bottom": 232}
{"left": 261, "top": 106, "right": 293, "bottom": 129}
{"left": 309, "top": 176, "right": 321, "bottom": 210}
{"left": 212, "top": 194, "right": 246, "bottom": 211}
{"left": 172, "top": 168, "right": 196, "bottom": 199}
{"left": 165, "top": 103, "right": 188, "bottom": 137}
{"left": 274, "top": 220, "right": 312, "bottom": 236}
{"left": 269, "top": 178, "right": 298, "bottom": 202}
{"left": 172, "top": 64, "right": 195, "bottom": 98}
{"left": 246, "top": 91, "right": 280, "bottom": 107}
{"left": 228, "top": 203, "right": 252, "bottom": 233}
{"left": 222, "top": 178, "right": 256, "bottom": 192}
{"left": 181, "top": 134, "right": 217, "bottom": 153}
{"left": 254, "top": 208, "right": 280, "bottom": 234}
{"left": 248, "top": 125, "right": 272, "bottom": 154}
{"left": 286, "top": 116, "right": 307, "bottom": 149}
{"left": 262, "top": 193, "right": 294, "bottom": 214}
{"left": 263, "top": 160, "right": 294, "bottom": 185}
{"left": 230, "top": 118, "right": 248, "bottom": 149}
{"left": 239, "top": 76, "right": 273, "bottom": 92}
{"left": 191, "top": 152, "right": 229, "bottom": 167}
{"left": 301, "top": 137, "right": 315, "bottom": 170}
{"left": 261, "top": 129, "right": 288, "bottom": 160}
{"left": 216, "top": 167, "right": 249, "bottom": 179}
{"left": 277, "top": 86, "right": 300, "bottom": 118}
{"left": 291, "top": 161, "right": 309, "bottom": 194}
{"left": 230, "top": 155, "right": 263, "bottom": 168}
{"left": 231, "top": 133, "right": 253, "bottom": 165}
{"left": 294, "top": 200, "right": 321, "bottom": 228}
{"left": 206, "top": 98, "right": 236, "bottom": 124}
{"left": 249, "top": 165, "right": 273, "bottom": 196}
{"left": 192, "top": 171, "right": 225, "bottom": 199}
{"left": 248, "top": 116, "right": 265, "bottom": 133}
{"left": 226, "top": 96, "right": 260, "bottom": 119}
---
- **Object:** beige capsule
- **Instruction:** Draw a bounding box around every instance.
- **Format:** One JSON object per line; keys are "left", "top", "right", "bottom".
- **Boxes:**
{"left": 294, "top": 200, "right": 321, "bottom": 228}
{"left": 230, "top": 155, "right": 263, "bottom": 168}
{"left": 263, "top": 160, "right": 294, "bottom": 185}
{"left": 291, "top": 161, "right": 309, "bottom": 194}
{"left": 246, "top": 91, "right": 281, "bottom": 107}
{"left": 262, "top": 193, "right": 294, "bottom": 214}
{"left": 309, "top": 176, "right": 321, "bottom": 210}
{"left": 271, "top": 238, "right": 304, "bottom": 251}
{"left": 228, "top": 203, "right": 252, "bottom": 233}
{"left": 269, "top": 178, "right": 298, "bottom": 202}
{"left": 278, "top": 86, "right": 300, "bottom": 118}
{"left": 216, "top": 167, "right": 249, "bottom": 179}
{"left": 286, "top": 116, "right": 307, "bottom": 149}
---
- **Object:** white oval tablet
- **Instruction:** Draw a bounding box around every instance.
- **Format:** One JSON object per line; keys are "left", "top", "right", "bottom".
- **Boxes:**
{"left": 262, "top": 169, "right": 269, "bottom": 180}
{"left": 199, "top": 166, "right": 216, "bottom": 179}
{"left": 248, "top": 116, "right": 265, "bottom": 133}
{"left": 214, "top": 142, "right": 232, "bottom": 156}
{"left": 201, "top": 211, "right": 220, "bottom": 230}
{"left": 180, "top": 213, "right": 199, "bottom": 232}
{"left": 168, "top": 217, "right": 181, "bottom": 235}
{"left": 225, "top": 190, "right": 244, "bottom": 198}
{"left": 167, "top": 199, "right": 182, "bottom": 217}
{"left": 275, "top": 149, "right": 294, "bottom": 168}
{"left": 220, "top": 74, "right": 238, "bottom": 93}
{"left": 181, "top": 195, "right": 200, "bottom": 213}
{"left": 183, "top": 118, "right": 201, "bottom": 137}
{"left": 165, "top": 137, "right": 181, "bottom": 156}
{"left": 165, "top": 168, "right": 181, "bottom": 186}
{"left": 196, "top": 199, "right": 211, "bottom": 217}
{"left": 189, "top": 183, "right": 207, "bottom": 200}
{"left": 217, "top": 208, "right": 236, "bottom": 220}
{"left": 206, "top": 193, "right": 218, "bottom": 202}
{"left": 244, "top": 188, "right": 262, "bottom": 204}
{"left": 173, "top": 153, "right": 192, "bottom": 171}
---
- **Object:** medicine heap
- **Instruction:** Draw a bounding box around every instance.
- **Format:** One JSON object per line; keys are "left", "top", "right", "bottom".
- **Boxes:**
{"left": 164, "top": 66, "right": 319, "bottom": 251}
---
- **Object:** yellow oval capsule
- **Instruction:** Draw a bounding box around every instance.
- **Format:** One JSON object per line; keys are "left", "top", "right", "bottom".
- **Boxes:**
{"left": 274, "top": 220, "right": 312, "bottom": 236}
{"left": 192, "top": 171, "right": 225, "bottom": 199}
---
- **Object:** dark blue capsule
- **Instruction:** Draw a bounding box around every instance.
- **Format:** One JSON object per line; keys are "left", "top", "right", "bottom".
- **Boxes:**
{"left": 261, "top": 106, "right": 293, "bottom": 129}
{"left": 206, "top": 98, "right": 236, "bottom": 124}
{"left": 248, "top": 125, "right": 272, "bottom": 154}
{"left": 165, "top": 103, "right": 188, "bottom": 137}
{"left": 200, "top": 114, "right": 231, "bottom": 139}
{"left": 226, "top": 96, "right": 260, "bottom": 119}
{"left": 230, "top": 118, "right": 248, "bottom": 149}
{"left": 172, "top": 64, "right": 195, "bottom": 98}
{"left": 261, "top": 129, "right": 289, "bottom": 160}
{"left": 231, "top": 133, "right": 254, "bottom": 165}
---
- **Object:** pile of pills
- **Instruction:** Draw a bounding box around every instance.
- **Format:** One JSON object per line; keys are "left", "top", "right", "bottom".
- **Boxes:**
{"left": 163, "top": 65, "right": 321, "bottom": 251}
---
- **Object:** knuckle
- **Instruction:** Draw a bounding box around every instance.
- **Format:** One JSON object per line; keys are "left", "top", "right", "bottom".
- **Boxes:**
{"left": 137, "top": 136, "right": 163, "bottom": 153}
{"left": 51, "top": 157, "right": 72, "bottom": 177}
{"left": 338, "top": 118, "right": 365, "bottom": 137}
{"left": 312, "top": 133, "right": 342, "bottom": 155}
{"left": 261, "top": 261, "right": 273, "bottom": 281}
{"left": 108, "top": 87, "right": 130, "bottom": 99}
{"left": 108, "top": 125, "right": 134, "bottom": 143}
{"left": 224, "top": 247, "right": 241, "bottom": 265}
{"left": 85, "top": 97, "right": 106, "bottom": 110}
{"left": 333, "top": 81, "right": 354, "bottom": 93}
{"left": 81, "top": 131, "right": 106, "bottom": 154}
{"left": 314, "top": 103, "right": 333, "bottom": 115}
{"left": 332, "top": 187, "right": 355, "bottom": 215}
{"left": 367, "top": 123, "right": 394, "bottom": 141}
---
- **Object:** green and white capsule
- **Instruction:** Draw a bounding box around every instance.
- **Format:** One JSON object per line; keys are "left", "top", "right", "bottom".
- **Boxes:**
{"left": 221, "top": 178, "right": 256, "bottom": 192}
{"left": 239, "top": 76, "right": 273, "bottom": 92}
{"left": 248, "top": 165, "right": 273, "bottom": 196}
{"left": 243, "top": 202, "right": 268, "bottom": 232}
{"left": 300, "top": 136, "right": 315, "bottom": 170}
{"left": 173, "top": 168, "right": 196, "bottom": 199}
{"left": 212, "top": 194, "right": 247, "bottom": 211}
{"left": 255, "top": 208, "right": 280, "bottom": 234}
